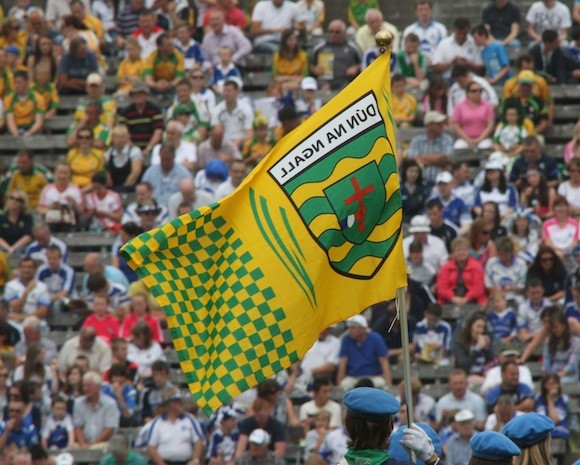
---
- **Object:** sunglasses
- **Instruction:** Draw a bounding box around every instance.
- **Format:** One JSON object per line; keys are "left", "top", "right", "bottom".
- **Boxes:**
{"left": 540, "top": 257, "right": 554, "bottom": 262}
{"left": 192, "top": 75, "right": 204, "bottom": 79}
{"left": 78, "top": 135, "right": 92, "bottom": 140}
{"left": 469, "top": 89, "right": 483, "bottom": 93}
{"left": 9, "top": 196, "right": 24, "bottom": 202}
{"left": 481, "top": 230, "right": 492, "bottom": 235}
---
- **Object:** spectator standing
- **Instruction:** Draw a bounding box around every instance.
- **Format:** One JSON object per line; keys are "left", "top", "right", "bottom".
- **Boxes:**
{"left": 403, "top": 0, "right": 447, "bottom": 60}
{"left": 74, "top": 371, "right": 120, "bottom": 448}
{"left": 310, "top": 20, "right": 362, "bottom": 90}
{"left": 431, "top": 18, "right": 484, "bottom": 80}
{"left": 355, "top": 9, "right": 400, "bottom": 53}
{"left": 141, "top": 144, "right": 193, "bottom": 206}
{"left": 482, "top": 0, "right": 522, "bottom": 47}
{"left": 250, "top": 0, "right": 301, "bottom": 54}
{"left": 336, "top": 314, "right": 392, "bottom": 390}
{"left": 57, "top": 327, "right": 113, "bottom": 376}
{"left": 57, "top": 37, "right": 98, "bottom": 95}
{"left": 201, "top": 10, "right": 252, "bottom": 67}
{"left": 118, "top": 81, "right": 164, "bottom": 157}
{"left": 472, "top": 25, "right": 511, "bottom": 85}
{"left": 526, "top": 0, "right": 572, "bottom": 42}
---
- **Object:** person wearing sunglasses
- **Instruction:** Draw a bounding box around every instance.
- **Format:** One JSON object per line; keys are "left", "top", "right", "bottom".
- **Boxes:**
{"left": 0, "top": 189, "right": 33, "bottom": 256}
{"left": 526, "top": 245, "right": 567, "bottom": 303}
{"left": 0, "top": 399, "right": 39, "bottom": 449}
{"left": 452, "top": 81, "right": 495, "bottom": 150}
{"left": 66, "top": 127, "right": 105, "bottom": 193}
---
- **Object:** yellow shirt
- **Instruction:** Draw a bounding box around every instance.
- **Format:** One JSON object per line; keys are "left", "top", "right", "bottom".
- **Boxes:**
{"left": 6, "top": 171, "right": 48, "bottom": 210}
{"left": 67, "top": 148, "right": 105, "bottom": 187}
{"left": 503, "top": 74, "right": 552, "bottom": 105}
{"left": 272, "top": 51, "right": 308, "bottom": 77}
{"left": 392, "top": 92, "right": 417, "bottom": 123}
{"left": 242, "top": 137, "right": 275, "bottom": 164}
{"left": 144, "top": 50, "right": 185, "bottom": 82}
{"left": 0, "top": 29, "right": 28, "bottom": 60}
{"left": 31, "top": 82, "right": 59, "bottom": 112}
{"left": 117, "top": 57, "right": 145, "bottom": 92}
{"left": 0, "top": 67, "right": 13, "bottom": 99}
{"left": 84, "top": 14, "right": 105, "bottom": 40}
{"left": 0, "top": 251, "right": 10, "bottom": 289}
{"left": 73, "top": 96, "right": 117, "bottom": 128}
{"left": 3, "top": 90, "right": 45, "bottom": 129}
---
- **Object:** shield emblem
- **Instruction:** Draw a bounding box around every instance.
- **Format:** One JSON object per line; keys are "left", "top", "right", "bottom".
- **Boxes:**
{"left": 268, "top": 92, "right": 402, "bottom": 278}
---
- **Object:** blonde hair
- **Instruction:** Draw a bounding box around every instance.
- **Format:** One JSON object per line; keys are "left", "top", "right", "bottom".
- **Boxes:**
{"left": 112, "top": 124, "right": 130, "bottom": 138}
{"left": 8, "top": 189, "right": 30, "bottom": 213}
{"left": 513, "top": 438, "right": 551, "bottom": 465}
{"left": 451, "top": 236, "right": 470, "bottom": 252}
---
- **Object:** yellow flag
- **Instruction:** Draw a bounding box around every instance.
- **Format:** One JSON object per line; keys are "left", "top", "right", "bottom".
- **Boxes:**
{"left": 121, "top": 51, "right": 407, "bottom": 414}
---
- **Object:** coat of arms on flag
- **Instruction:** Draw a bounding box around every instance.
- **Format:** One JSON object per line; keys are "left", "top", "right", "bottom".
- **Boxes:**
{"left": 121, "top": 51, "right": 407, "bottom": 413}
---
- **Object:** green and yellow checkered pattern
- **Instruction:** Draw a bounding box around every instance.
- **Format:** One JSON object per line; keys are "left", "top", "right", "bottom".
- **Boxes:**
{"left": 122, "top": 209, "right": 298, "bottom": 413}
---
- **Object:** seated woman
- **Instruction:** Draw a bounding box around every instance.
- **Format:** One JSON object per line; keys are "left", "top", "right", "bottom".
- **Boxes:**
{"left": 451, "top": 312, "right": 493, "bottom": 384}
{"left": 451, "top": 81, "right": 495, "bottom": 150}
{"left": 508, "top": 209, "right": 540, "bottom": 263}
{"left": 437, "top": 236, "right": 487, "bottom": 306}
{"left": 66, "top": 127, "right": 105, "bottom": 193}
{"left": 0, "top": 189, "right": 33, "bottom": 254}
{"left": 558, "top": 158, "right": 580, "bottom": 216}
{"left": 127, "top": 321, "right": 166, "bottom": 379}
{"left": 120, "top": 294, "right": 163, "bottom": 343}
{"left": 542, "top": 196, "right": 578, "bottom": 258}
{"left": 473, "top": 162, "right": 518, "bottom": 217}
{"left": 520, "top": 167, "right": 556, "bottom": 220}
{"left": 468, "top": 218, "right": 497, "bottom": 267}
{"left": 535, "top": 374, "right": 570, "bottom": 439}
{"left": 400, "top": 158, "right": 432, "bottom": 223}
{"left": 272, "top": 29, "right": 308, "bottom": 93}
{"left": 543, "top": 311, "right": 580, "bottom": 384}
{"left": 481, "top": 201, "right": 508, "bottom": 239}
{"left": 104, "top": 124, "right": 143, "bottom": 193}
{"left": 564, "top": 120, "right": 580, "bottom": 163}
{"left": 526, "top": 245, "right": 567, "bottom": 303}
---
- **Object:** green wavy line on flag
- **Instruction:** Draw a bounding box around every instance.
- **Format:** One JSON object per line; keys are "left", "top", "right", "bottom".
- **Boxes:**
{"left": 280, "top": 207, "right": 306, "bottom": 261}
{"left": 250, "top": 188, "right": 317, "bottom": 308}
{"left": 298, "top": 197, "right": 334, "bottom": 224}
{"left": 382, "top": 90, "right": 395, "bottom": 130}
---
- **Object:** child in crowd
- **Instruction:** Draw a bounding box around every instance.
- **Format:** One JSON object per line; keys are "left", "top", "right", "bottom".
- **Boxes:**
{"left": 564, "top": 282, "right": 580, "bottom": 320}
{"left": 116, "top": 38, "right": 145, "bottom": 96}
{"left": 406, "top": 241, "right": 436, "bottom": 286}
{"left": 41, "top": 396, "right": 75, "bottom": 450}
{"left": 81, "top": 294, "right": 121, "bottom": 344}
{"left": 31, "top": 65, "right": 58, "bottom": 120}
{"left": 101, "top": 364, "right": 138, "bottom": 427}
{"left": 472, "top": 24, "right": 511, "bottom": 85}
{"left": 492, "top": 104, "right": 529, "bottom": 160}
{"left": 487, "top": 290, "right": 517, "bottom": 343}
{"left": 207, "top": 407, "right": 239, "bottom": 465}
{"left": 413, "top": 303, "right": 452, "bottom": 364}
{"left": 396, "top": 33, "right": 427, "bottom": 88}
{"left": 4, "top": 45, "right": 20, "bottom": 73}
{"left": 242, "top": 113, "right": 275, "bottom": 169}
{"left": 305, "top": 410, "right": 331, "bottom": 458}
{"left": 517, "top": 278, "right": 550, "bottom": 342}
{"left": 391, "top": 74, "right": 417, "bottom": 128}
{"left": 211, "top": 46, "right": 242, "bottom": 95}
{"left": 295, "top": 77, "right": 322, "bottom": 121}
{"left": 174, "top": 23, "right": 205, "bottom": 71}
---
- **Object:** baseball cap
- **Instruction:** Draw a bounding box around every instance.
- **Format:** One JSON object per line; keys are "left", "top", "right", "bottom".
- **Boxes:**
{"left": 224, "top": 76, "right": 243, "bottom": 90}
{"left": 500, "top": 347, "right": 520, "bottom": 357}
{"left": 301, "top": 76, "right": 318, "bottom": 91}
{"left": 455, "top": 409, "right": 475, "bottom": 422}
{"left": 518, "top": 70, "right": 534, "bottom": 85}
{"left": 87, "top": 73, "right": 103, "bottom": 86}
{"left": 408, "top": 215, "right": 431, "bottom": 234}
{"left": 6, "top": 45, "right": 20, "bottom": 55}
{"left": 129, "top": 81, "right": 150, "bottom": 95}
{"left": 346, "top": 314, "right": 369, "bottom": 329}
{"left": 435, "top": 171, "right": 453, "bottom": 184}
{"left": 485, "top": 160, "right": 504, "bottom": 171}
{"left": 423, "top": 111, "right": 447, "bottom": 125}
{"left": 249, "top": 429, "right": 271, "bottom": 445}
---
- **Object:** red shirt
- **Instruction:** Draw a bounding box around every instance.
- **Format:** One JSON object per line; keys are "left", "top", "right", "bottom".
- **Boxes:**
{"left": 82, "top": 314, "right": 121, "bottom": 344}
{"left": 203, "top": 6, "right": 247, "bottom": 29}
{"left": 120, "top": 313, "right": 163, "bottom": 343}
{"left": 437, "top": 256, "right": 487, "bottom": 306}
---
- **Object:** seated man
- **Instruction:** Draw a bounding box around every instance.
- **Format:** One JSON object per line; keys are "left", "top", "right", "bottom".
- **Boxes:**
{"left": 122, "top": 182, "right": 169, "bottom": 226}
{"left": 508, "top": 136, "right": 558, "bottom": 188}
{"left": 57, "top": 327, "right": 113, "bottom": 376}
{"left": 311, "top": 20, "right": 362, "bottom": 90}
{"left": 4, "top": 70, "right": 45, "bottom": 137}
{"left": 250, "top": 0, "right": 301, "bottom": 53}
{"left": 485, "top": 361, "right": 535, "bottom": 413}
{"left": 151, "top": 121, "right": 197, "bottom": 171}
{"left": 482, "top": 0, "right": 522, "bottom": 48}
{"left": 57, "top": 37, "right": 99, "bottom": 95}
{"left": 0, "top": 399, "right": 39, "bottom": 448}
{"left": 530, "top": 29, "right": 576, "bottom": 84}
{"left": 526, "top": 0, "right": 572, "bottom": 43}
{"left": 481, "top": 348, "right": 534, "bottom": 395}
{"left": 143, "top": 33, "right": 185, "bottom": 93}
{"left": 4, "top": 257, "right": 51, "bottom": 322}
{"left": 74, "top": 371, "right": 120, "bottom": 447}
{"left": 298, "top": 377, "right": 342, "bottom": 430}
{"left": 1, "top": 149, "right": 50, "bottom": 211}
{"left": 36, "top": 245, "right": 76, "bottom": 312}
{"left": 337, "top": 315, "right": 392, "bottom": 390}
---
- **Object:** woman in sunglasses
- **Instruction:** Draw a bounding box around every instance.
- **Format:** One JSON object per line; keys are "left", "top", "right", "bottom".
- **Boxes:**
{"left": 451, "top": 81, "right": 495, "bottom": 150}
{"left": 526, "top": 246, "right": 567, "bottom": 303}
{"left": 0, "top": 189, "right": 33, "bottom": 255}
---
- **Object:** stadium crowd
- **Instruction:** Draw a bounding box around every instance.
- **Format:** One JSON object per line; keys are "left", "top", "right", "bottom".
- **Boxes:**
{"left": 1, "top": 0, "right": 580, "bottom": 464}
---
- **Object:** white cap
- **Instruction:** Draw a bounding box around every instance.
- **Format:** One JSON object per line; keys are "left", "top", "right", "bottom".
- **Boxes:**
{"left": 436, "top": 171, "right": 453, "bottom": 184}
{"left": 485, "top": 160, "right": 504, "bottom": 171}
{"left": 224, "top": 76, "right": 243, "bottom": 90}
{"left": 249, "top": 429, "right": 271, "bottom": 445}
{"left": 408, "top": 215, "right": 431, "bottom": 234}
{"left": 423, "top": 111, "right": 447, "bottom": 125}
{"left": 55, "top": 453, "right": 75, "bottom": 465}
{"left": 301, "top": 76, "right": 318, "bottom": 91}
{"left": 346, "top": 314, "right": 369, "bottom": 328}
{"left": 87, "top": 73, "right": 103, "bottom": 86}
{"left": 455, "top": 409, "right": 475, "bottom": 422}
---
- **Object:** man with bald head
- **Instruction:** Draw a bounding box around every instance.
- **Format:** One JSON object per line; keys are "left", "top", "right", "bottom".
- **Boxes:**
{"left": 311, "top": 20, "right": 362, "bottom": 90}
{"left": 167, "top": 178, "right": 214, "bottom": 219}
{"left": 151, "top": 121, "right": 197, "bottom": 171}
{"left": 82, "top": 253, "right": 129, "bottom": 296}
{"left": 14, "top": 316, "right": 57, "bottom": 363}
{"left": 57, "top": 327, "right": 113, "bottom": 377}
{"left": 202, "top": 10, "right": 253, "bottom": 67}
{"left": 197, "top": 124, "right": 241, "bottom": 169}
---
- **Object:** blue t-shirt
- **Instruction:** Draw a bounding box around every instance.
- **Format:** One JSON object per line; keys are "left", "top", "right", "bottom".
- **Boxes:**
{"left": 430, "top": 195, "right": 469, "bottom": 227}
{"left": 0, "top": 421, "right": 39, "bottom": 448}
{"left": 339, "top": 331, "right": 388, "bottom": 377}
{"left": 486, "top": 383, "right": 534, "bottom": 413}
{"left": 565, "top": 301, "right": 580, "bottom": 320}
{"left": 482, "top": 41, "right": 511, "bottom": 83}
{"left": 535, "top": 394, "right": 570, "bottom": 439}
{"left": 488, "top": 309, "right": 518, "bottom": 340}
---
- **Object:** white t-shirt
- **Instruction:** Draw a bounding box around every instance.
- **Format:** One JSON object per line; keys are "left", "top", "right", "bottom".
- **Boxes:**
{"left": 148, "top": 413, "right": 203, "bottom": 462}
{"left": 251, "top": 0, "right": 300, "bottom": 45}
{"left": 448, "top": 74, "right": 499, "bottom": 116}
{"left": 151, "top": 141, "right": 197, "bottom": 166}
{"left": 525, "top": 1, "right": 572, "bottom": 34}
{"left": 210, "top": 101, "right": 254, "bottom": 144}
{"left": 542, "top": 217, "right": 579, "bottom": 250}
{"left": 403, "top": 20, "right": 448, "bottom": 59}
{"left": 214, "top": 180, "right": 236, "bottom": 200}
{"left": 558, "top": 182, "right": 580, "bottom": 209}
{"left": 39, "top": 183, "right": 84, "bottom": 210}
{"left": 431, "top": 34, "right": 483, "bottom": 79}
{"left": 485, "top": 410, "right": 524, "bottom": 431}
{"left": 4, "top": 279, "right": 51, "bottom": 316}
{"left": 127, "top": 342, "right": 167, "bottom": 376}
{"left": 299, "top": 399, "right": 342, "bottom": 428}
{"left": 85, "top": 190, "right": 123, "bottom": 231}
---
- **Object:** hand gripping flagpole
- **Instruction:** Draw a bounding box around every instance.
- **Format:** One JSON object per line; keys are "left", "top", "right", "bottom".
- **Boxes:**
{"left": 375, "top": 30, "right": 416, "bottom": 464}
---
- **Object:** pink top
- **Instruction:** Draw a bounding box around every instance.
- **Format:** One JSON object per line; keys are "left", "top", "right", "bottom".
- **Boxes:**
{"left": 120, "top": 313, "right": 164, "bottom": 343}
{"left": 564, "top": 141, "right": 580, "bottom": 163}
{"left": 452, "top": 99, "right": 494, "bottom": 139}
{"left": 542, "top": 217, "right": 579, "bottom": 251}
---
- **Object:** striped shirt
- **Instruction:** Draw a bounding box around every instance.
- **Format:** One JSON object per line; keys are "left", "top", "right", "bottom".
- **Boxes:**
{"left": 119, "top": 102, "right": 164, "bottom": 150}
{"left": 406, "top": 133, "right": 454, "bottom": 183}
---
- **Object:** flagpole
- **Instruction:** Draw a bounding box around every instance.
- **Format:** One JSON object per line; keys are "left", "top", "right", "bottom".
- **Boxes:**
{"left": 375, "top": 30, "right": 416, "bottom": 463}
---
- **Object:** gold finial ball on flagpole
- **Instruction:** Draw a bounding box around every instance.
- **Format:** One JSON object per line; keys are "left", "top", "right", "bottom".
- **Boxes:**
{"left": 375, "top": 31, "right": 392, "bottom": 54}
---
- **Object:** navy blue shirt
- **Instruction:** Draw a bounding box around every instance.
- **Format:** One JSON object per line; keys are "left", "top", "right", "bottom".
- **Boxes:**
{"left": 57, "top": 51, "right": 99, "bottom": 83}
{"left": 486, "top": 383, "right": 534, "bottom": 413}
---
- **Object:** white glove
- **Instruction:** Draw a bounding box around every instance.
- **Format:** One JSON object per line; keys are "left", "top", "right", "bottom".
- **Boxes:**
{"left": 399, "top": 424, "right": 435, "bottom": 462}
